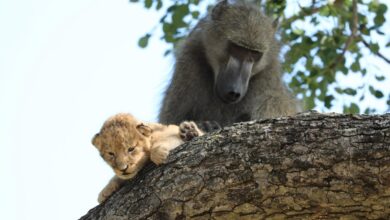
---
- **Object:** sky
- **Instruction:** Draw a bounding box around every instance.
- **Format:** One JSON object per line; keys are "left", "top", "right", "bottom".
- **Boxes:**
{"left": 0, "top": 0, "right": 172, "bottom": 219}
{"left": 0, "top": 0, "right": 389, "bottom": 220}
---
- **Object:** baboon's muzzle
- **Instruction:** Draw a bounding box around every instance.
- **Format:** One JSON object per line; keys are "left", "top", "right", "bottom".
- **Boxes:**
{"left": 215, "top": 57, "right": 253, "bottom": 104}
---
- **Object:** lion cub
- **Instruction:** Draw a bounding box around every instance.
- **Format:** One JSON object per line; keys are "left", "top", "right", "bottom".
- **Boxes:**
{"left": 92, "top": 113, "right": 203, "bottom": 203}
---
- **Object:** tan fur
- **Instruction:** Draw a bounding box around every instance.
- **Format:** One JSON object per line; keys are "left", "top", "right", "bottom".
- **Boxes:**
{"left": 92, "top": 113, "right": 203, "bottom": 203}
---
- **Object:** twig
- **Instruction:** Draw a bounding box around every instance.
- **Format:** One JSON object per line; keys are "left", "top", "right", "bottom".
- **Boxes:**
{"left": 342, "top": 0, "right": 358, "bottom": 54}
{"left": 361, "top": 38, "right": 390, "bottom": 64}
{"left": 328, "top": 0, "right": 358, "bottom": 69}
{"left": 282, "top": 5, "right": 326, "bottom": 25}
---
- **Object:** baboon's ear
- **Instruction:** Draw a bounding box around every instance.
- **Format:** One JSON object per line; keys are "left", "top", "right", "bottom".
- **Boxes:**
{"left": 136, "top": 123, "right": 152, "bottom": 137}
{"left": 92, "top": 133, "right": 101, "bottom": 148}
{"left": 212, "top": 0, "right": 228, "bottom": 20}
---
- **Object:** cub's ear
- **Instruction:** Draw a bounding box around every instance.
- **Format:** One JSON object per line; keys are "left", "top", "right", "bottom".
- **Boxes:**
{"left": 92, "top": 133, "right": 101, "bottom": 148}
{"left": 136, "top": 123, "right": 152, "bottom": 137}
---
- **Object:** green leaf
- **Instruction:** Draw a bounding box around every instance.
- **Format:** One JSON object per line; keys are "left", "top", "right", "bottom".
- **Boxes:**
{"left": 172, "top": 4, "right": 190, "bottom": 28}
{"left": 374, "top": 14, "right": 385, "bottom": 26}
{"left": 167, "top": 5, "right": 176, "bottom": 12}
{"left": 370, "top": 43, "right": 380, "bottom": 53}
{"left": 191, "top": 11, "right": 200, "bottom": 19}
{"left": 368, "top": 1, "right": 379, "bottom": 12}
{"left": 164, "top": 49, "right": 172, "bottom": 57}
{"left": 361, "top": 68, "right": 367, "bottom": 76}
{"left": 310, "top": 16, "right": 319, "bottom": 25}
{"left": 387, "top": 97, "right": 390, "bottom": 106}
{"left": 364, "top": 108, "right": 376, "bottom": 114}
{"left": 164, "top": 34, "right": 177, "bottom": 43}
{"left": 369, "top": 86, "right": 375, "bottom": 94}
{"left": 335, "top": 87, "right": 343, "bottom": 94}
{"left": 289, "top": 77, "right": 301, "bottom": 87}
{"left": 292, "top": 29, "right": 304, "bottom": 35}
{"left": 344, "top": 103, "right": 360, "bottom": 114}
{"left": 369, "top": 86, "right": 384, "bottom": 98}
{"left": 156, "top": 0, "right": 163, "bottom": 10}
{"left": 350, "top": 61, "right": 360, "bottom": 72}
{"left": 378, "top": 4, "right": 388, "bottom": 14}
{"left": 138, "top": 34, "right": 150, "bottom": 48}
{"left": 375, "top": 75, "right": 385, "bottom": 81}
{"left": 163, "top": 22, "right": 174, "bottom": 34}
{"left": 339, "top": 66, "right": 348, "bottom": 75}
{"left": 360, "top": 26, "right": 370, "bottom": 35}
{"left": 343, "top": 88, "right": 357, "bottom": 96}
{"left": 190, "top": 0, "right": 200, "bottom": 5}
{"left": 324, "top": 95, "right": 334, "bottom": 109}
{"left": 376, "top": 30, "right": 385, "bottom": 35}
{"left": 375, "top": 91, "right": 384, "bottom": 98}
{"left": 304, "top": 96, "right": 315, "bottom": 110}
{"left": 319, "top": 6, "right": 330, "bottom": 16}
{"left": 144, "top": 0, "right": 153, "bottom": 9}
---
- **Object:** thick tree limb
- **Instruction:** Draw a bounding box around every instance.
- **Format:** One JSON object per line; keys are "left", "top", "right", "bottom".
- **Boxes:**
{"left": 81, "top": 111, "right": 390, "bottom": 219}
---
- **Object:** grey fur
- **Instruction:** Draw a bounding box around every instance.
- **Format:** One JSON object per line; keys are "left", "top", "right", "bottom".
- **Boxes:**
{"left": 159, "top": 0, "right": 300, "bottom": 127}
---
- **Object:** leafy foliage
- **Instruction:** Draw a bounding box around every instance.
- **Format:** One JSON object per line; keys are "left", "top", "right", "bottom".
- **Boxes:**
{"left": 132, "top": 0, "right": 390, "bottom": 113}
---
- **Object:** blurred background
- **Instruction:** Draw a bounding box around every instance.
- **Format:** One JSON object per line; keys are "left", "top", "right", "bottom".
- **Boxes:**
{"left": 0, "top": 0, "right": 389, "bottom": 219}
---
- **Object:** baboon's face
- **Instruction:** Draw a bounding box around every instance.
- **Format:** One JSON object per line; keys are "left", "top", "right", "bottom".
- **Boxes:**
{"left": 205, "top": 1, "right": 274, "bottom": 104}
{"left": 215, "top": 42, "right": 263, "bottom": 104}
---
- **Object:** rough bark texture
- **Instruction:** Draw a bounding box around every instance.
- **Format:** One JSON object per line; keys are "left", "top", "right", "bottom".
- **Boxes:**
{"left": 81, "top": 111, "right": 390, "bottom": 220}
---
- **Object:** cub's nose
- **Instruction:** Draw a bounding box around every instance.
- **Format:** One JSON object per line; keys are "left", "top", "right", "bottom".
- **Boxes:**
{"left": 118, "top": 164, "right": 128, "bottom": 172}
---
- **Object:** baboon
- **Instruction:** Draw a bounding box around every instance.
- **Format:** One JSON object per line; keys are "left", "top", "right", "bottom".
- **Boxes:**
{"left": 159, "top": 0, "right": 300, "bottom": 128}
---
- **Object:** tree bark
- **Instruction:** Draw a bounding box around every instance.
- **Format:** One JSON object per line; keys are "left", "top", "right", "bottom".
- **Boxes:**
{"left": 80, "top": 111, "right": 390, "bottom": 220}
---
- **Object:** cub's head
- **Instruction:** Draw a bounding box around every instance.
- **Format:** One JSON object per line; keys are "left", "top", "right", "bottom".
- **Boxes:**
{"left": 92, "top": 113, "right": 152, "bottom": 179}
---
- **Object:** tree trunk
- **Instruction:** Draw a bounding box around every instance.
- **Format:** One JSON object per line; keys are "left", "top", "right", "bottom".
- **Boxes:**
{"left": 80, "top": 111, "right": 390, "bottom": 220}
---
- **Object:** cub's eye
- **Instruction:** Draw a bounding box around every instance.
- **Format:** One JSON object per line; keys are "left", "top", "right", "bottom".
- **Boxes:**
{"left": 128, "top": 147, "right": 135, "bottom": 153}
{"left": 108, "top": 152, "right": 115, "bottom": 157}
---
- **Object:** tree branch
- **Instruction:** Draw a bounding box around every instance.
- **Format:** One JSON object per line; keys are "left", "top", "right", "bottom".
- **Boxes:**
{"left": 81, "top": 111, "right": 390, "bottom": 219}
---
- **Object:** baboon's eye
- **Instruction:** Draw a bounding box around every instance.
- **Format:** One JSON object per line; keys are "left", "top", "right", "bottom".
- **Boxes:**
{"left": 228, "top": 42, "right": 248, "bottom": 60}
{"left": 128, "top": 147, "right": 135, "bottom": 153}
{"left": 228, "top": 41, "right": 263, "bottom": 62}
{"left": 250, "top": 51, "right": 263, "bottom": 61}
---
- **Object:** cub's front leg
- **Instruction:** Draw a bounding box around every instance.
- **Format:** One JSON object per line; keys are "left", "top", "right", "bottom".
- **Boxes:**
{"left": 150, "top": 121, "right": 204, "bottom": 165}
{"left": 150, "top": 145, "right": 170, "bottom": 165}
{"left": 98, "top": 176, "right": 126, "bottom": 203}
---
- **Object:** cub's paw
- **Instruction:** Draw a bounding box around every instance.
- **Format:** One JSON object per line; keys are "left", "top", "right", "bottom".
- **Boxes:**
{"left": 150, "top": 146, "right": 169, "bottom": 165}
{"left": 179, "top": 121, "right": 203, "bottom": 141}
{"left": 98, "top": 181, "right": 121, "bottom": 203}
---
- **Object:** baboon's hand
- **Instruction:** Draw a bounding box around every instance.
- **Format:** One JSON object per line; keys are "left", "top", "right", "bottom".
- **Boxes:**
{"left": 179, "top": 121, "right": 204, "bottom": 141}
{"left": 195, "top": 121, "right": 221, "bottom": 133}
